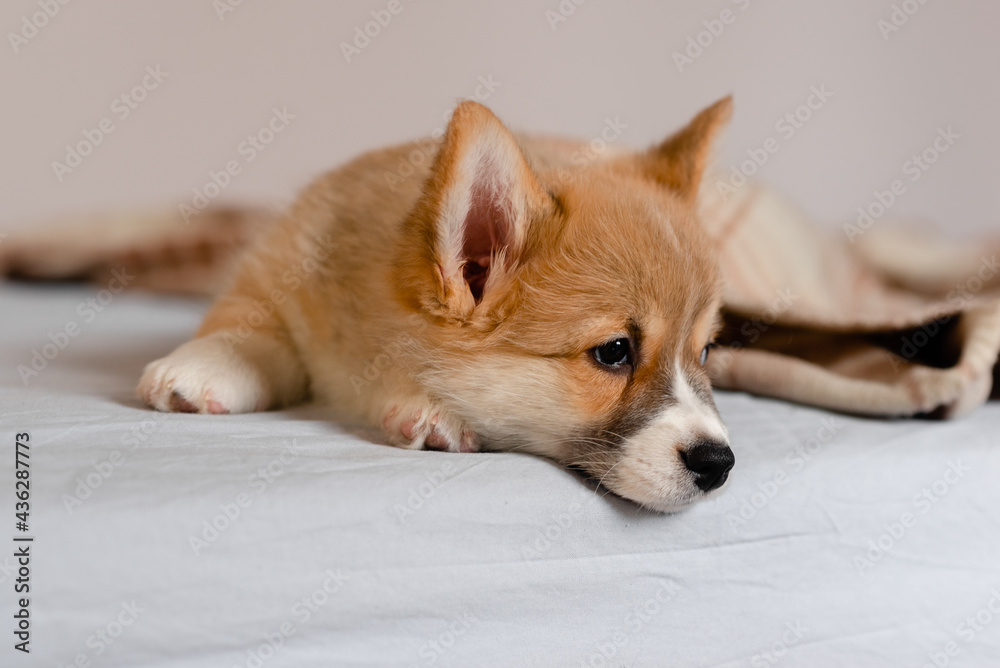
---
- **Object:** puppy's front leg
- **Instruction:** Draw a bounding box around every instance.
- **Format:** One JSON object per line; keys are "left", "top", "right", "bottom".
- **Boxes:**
{"left": 378, "top": 395, "right": 480, "bottom": 453}
{"left": 138, "top": 294, "right": 307, "bottom": 414}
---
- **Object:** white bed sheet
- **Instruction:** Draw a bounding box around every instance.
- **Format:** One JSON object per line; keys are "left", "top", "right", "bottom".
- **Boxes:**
{"left": 2, "top": 283, "right": 999, "bottom": 667}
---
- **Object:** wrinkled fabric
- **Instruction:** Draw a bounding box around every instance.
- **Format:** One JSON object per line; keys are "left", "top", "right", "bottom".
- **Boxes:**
{"left": 2, "top": 285, "right": 999, "bottom": 667}
{"left": 701, "top": 183, "right": 1000, "bottom": 419}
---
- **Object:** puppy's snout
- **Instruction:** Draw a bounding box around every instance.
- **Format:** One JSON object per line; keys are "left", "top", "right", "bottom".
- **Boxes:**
{"left": 681, "top": 439, "right": 735, "bottom": 492}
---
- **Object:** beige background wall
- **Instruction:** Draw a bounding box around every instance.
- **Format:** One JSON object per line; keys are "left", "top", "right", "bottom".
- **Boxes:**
{"left": 2, "top": 0, "right": 998, "bottom": 238}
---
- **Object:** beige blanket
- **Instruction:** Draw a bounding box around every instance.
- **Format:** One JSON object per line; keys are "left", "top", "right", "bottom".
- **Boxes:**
{"left": 4, "top": 187, "right": 998, "bottom": 419}
{"left": 700, "top": 183, "right": 1000, "bottom": 418}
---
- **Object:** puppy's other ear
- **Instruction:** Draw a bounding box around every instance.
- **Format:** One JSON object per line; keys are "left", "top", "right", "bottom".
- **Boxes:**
{"left": 397, "top": 101, "right": 556, "bottom": 321}
{"left": 645, "top": 96, "right": 732, "bottom": 202}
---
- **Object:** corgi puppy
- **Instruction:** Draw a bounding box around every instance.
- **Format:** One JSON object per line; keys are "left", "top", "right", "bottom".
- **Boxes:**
{"left": 137, "top": 98, "right": 735, "bottom": 512}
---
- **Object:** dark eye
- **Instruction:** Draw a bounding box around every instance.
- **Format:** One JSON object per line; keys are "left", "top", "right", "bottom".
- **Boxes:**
{"left": 593, "top": 338, "right": 632, "bottom": 368}
{"left": 700, "top": 344, "right": 713, "bottom": 366}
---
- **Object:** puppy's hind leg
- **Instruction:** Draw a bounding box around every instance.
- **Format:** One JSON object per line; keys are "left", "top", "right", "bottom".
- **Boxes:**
{"left": 138, "top": 293, "right": 307, "bottom": 414}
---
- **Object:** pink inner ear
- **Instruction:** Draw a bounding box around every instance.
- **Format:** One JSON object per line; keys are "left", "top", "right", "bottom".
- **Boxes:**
{"left": 461, "top": 178, "right": 510, "bottom": 302}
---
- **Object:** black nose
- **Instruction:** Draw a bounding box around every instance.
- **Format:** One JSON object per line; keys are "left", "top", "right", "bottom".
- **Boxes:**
{"left": 681, "top": 440, "right": 735, "bottom": 492}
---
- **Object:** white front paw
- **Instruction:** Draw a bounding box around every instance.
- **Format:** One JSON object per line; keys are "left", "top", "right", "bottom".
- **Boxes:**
{"left": 137, "top": 336, "right": 269, "bottom": 414}
{"left": 380, "top": 399, "right": 479, "bottom": 453}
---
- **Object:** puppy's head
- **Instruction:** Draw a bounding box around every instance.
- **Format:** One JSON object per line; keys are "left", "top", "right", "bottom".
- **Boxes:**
{"left": 396, "top": 98, "right": 733, "bottom": 512}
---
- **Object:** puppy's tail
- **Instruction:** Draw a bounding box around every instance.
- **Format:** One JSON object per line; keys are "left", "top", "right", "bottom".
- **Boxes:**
{"left": 0, "top": 206, "right": 274, "bottom": 295}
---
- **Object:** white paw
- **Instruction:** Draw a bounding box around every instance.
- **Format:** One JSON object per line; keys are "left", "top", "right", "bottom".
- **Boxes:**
{"left": 137, "top": 335, "right": 270, "bottom": 414}
{"left": 380, "top": 398, "right": 479, "bottom": 453}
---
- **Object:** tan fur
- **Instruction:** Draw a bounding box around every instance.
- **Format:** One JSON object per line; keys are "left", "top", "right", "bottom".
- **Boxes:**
{"left": 137, "top": 98, "right": 735, "bottom": 511}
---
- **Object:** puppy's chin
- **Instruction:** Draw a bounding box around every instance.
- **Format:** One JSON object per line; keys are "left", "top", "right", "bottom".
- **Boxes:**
{"left": 618, "top": 479, "right": 731, "bottom": 514}
{"left": 602, "top": 470, "right": 719, "bottom": 514}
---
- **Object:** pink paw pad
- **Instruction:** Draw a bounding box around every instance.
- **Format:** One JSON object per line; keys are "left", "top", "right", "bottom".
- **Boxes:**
{"left": 425, "top": 426, "right": 451, "bottom": 451}
{"left": 204, "top": 391, "right": 229, "bottom": 415}
{"left": 381, "top": 406, "right": 400, "bottom": 431}
{"left": 399, "top": 412, "right": 423, "bottom": 441}
{"left": 459, "top": 430, "right": 479, "bottom": 453}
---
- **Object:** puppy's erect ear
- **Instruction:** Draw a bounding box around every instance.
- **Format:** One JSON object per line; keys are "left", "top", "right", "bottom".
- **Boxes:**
{"left": 397, "top": 101, "right": 556, "bottom": 321}
{"left": 645, "top": 96, "right": 732, "bottom": 202}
